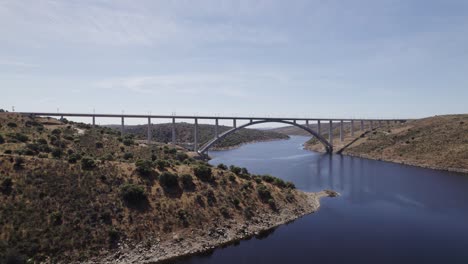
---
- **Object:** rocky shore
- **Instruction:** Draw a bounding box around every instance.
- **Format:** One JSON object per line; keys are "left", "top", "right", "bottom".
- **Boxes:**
{"left": 93, "top": 191, "right": 337, "bottom": 264}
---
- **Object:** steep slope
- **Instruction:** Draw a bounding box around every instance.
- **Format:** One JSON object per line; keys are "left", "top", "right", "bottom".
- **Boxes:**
{"left": 0, "top": 113, "right": 333, "bottom": 263}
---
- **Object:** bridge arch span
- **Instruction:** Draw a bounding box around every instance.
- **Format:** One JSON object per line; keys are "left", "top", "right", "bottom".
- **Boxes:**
{"left": 197, "top": 119, "right": 332, "bottom": 155}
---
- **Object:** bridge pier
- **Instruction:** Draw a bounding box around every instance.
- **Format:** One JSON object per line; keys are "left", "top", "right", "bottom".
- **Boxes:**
{"left": 92, "top": 115, "right": 95, "bottom": 127}
{"left": 329, "top": 120, "right": 333, "bottom": 145}
{"left": 233, "top": 119, "right": 236, "bottom": 128}
{"left": 360, "top": 120, "right": 364, "bottom": 131}
{"left": 121, "top": 116, "right": 125, "bottom": 136}
{"left": 351, "top": 120, "right": 354, "bottom": 137}
{"left": 379, "top": 120, "right": 382, "bottom": 127}
{"left": 194, "top": 118, "right": 198, "bottom": 152}
{"left": 318, "top": 120, "right": 321, "bottom": 135}
{"left": 340, "top": 120, "right": 344, "bottom": 142}
{"left": 147, "top": 117, "right": 152, "bottom": 144}
{"left": 215, "top": 118, "right": 219, "bottom": 138}
{"left": 172, "top": 117, "right": 176, "bottom": 145}
{"left": 306, "top": 120, "right": 309, "bottom": 128}
{"left": 370, "top": 121, "right": 373, "bottom": 130}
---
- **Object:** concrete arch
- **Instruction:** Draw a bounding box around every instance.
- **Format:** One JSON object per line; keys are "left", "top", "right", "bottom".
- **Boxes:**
{"left": 198, "top": 119, "right": 332, "bottom": 155}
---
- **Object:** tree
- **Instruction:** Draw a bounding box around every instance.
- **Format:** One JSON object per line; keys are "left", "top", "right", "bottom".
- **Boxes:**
{"left": 135, "top": 159, "right": 154, "bottom": 175}
{"left": 194, "top": 165, "right": 213, "bottom": 182}
{"left": 159, "top": 172, "right": 179, "bottom": 189}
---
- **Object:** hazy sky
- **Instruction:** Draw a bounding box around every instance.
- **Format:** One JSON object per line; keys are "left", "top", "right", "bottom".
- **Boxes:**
{"left": 1, "top": 0, "right": 468, "bottom": 124}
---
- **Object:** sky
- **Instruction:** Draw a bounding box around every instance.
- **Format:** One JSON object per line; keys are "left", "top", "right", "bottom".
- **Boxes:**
{"left": 1, "top": 0, "right": 468, "bottom": 125}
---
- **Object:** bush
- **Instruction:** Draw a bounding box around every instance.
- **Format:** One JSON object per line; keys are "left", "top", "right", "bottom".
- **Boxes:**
{"left": 13, "top": 157, "right": 24, "bottom": 170}
{"left": 120, "top": 183, "right": 147, "bottom": 204}
{"left": 217, "top": 163, "right": 228, "bottom": 170}
{"left": 37, "top": 138, "right": 48, "bottom": 145}
{"left": 10, "top": 133, "right": 29, "bottom": 142}
{"left": 81, "top": 157, "right": 96, "bottom": 170}
{"left": 181, "top": 174, "right": 195, "bottom": 190}
{"left": 123, "top": 152, "right": 133, "bottom": 160}
{"left": 51, "top": 148, "right": 63, "bottom": 158}
{"left": 68, "top": 153, "right": 82, "bottom": 163}
{"left": 229, "top": 165, "right": 242, "bottom": 175}
{"left": 159, "top": 172, "right": 179, "bottom": 189}
{"left": 51, "top": 128, "right": 61, "bottom": 135}
{"left": 194, "top": 165, "right": 213, "bottom": 182}
{"left": 123, "top": 138, "right": 134, "bottom": 146}
{"left": 135, "top": 159, "right": 154, "bottom": 175}
{"left": 175, "top": 152, "right": 188, "bottom": 161}
{"left": 262, "top": 174, "right": 275, "bottom": 183}
{"left": 0, "top": 177, "right": 13, "bottom": 194}
{"left": 228, "top": 174, "right": 236, "bottom": 182}
{"left": 0, "top": 134, "right": 4, "bottom": 144}
{"left": 257, "top": 184, "right": 272, "bottom": 202}
{"left": 273, "top": 178, "right": 286, "bottom": 188}
{"left": 285, "top": 181, "right": 296, "bottom": 189}
{"left": 7, "top": 122, "right": 17, "bottom": 128}
{"left": 155, "top": 159, "right": 169, "bottom": 170}
{"left": 95, "top": 142, "right": 104, "bottom": 148}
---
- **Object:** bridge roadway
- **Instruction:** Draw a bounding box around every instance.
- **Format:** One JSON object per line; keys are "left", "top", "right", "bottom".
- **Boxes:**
{"left": 18, "top": 112, "right": 407, "bottom": 155}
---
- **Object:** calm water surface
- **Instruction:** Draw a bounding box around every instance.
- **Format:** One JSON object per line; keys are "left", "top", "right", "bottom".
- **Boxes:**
{"left": 178, "top": 136, "right": 468, "bottom": 264}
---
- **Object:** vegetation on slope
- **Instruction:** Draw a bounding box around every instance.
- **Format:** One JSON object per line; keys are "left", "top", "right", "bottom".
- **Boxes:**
{"left": 0, "top": 113, "right": 302, "bottom": 263}
{"left": 116, "top": 123, "right": 289, "bottom": 150}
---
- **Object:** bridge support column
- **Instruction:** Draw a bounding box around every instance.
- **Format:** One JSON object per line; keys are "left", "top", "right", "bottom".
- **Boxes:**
{"left": 329, "top": 120, "right": 333, "bottom": 145}
{"left": 306, "top": 120, "right": 309, "bottom": 128}
{"left": 92, "top": 116, "right": 95, "bottom": 127}
{"left": 194, "top": 118, "right": 198, "bottom": 152}
{"left": 379, "top": 120, "right": 382, "bottom": 127}
{"left": 318, "top": 120, "right": 321, "bottom": 135}
{"left": 370, "top": 121, "right": 373, "bottom": 130}
{"left": 233, "top": 119, "right": 236, "bottom": 128}
{"left": 147, "top": 117, "right": 151, "bottom": 144}
{"left": 172, "top": 117, "right": 176, "bottom": 145}
{"left": 387, "top": 120, "right": 390, "bottom": 126}
{"left": 340, "top": 120, "right": 344, "bottom": 142}
{"left": 215, "top": 119, "right": 219, "bottom": 138}
{"left": 121, "top": 117, "right": 125, "bottom": 136}
{"left": 360, "top": 120, "right": 364, "bottom": 131}
{"left": 351, "top": 120, "right": 354, "bottom": 137}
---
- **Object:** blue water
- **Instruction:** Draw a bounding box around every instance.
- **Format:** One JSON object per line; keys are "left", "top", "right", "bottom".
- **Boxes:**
{"left": 178, "top": 136, "right": 468, "bottom": 264}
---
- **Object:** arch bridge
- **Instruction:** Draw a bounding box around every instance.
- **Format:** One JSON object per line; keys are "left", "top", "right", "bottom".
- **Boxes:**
{"left": 17, "top": 112, "right": 407, "bottom": 155}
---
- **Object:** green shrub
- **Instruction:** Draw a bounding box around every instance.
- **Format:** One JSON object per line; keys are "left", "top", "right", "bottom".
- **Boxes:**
{"left": 68, "top": 153, "right": 81, "bottom": 163}
{"left": 13, "top": 157, "right": 24, "bottom": 170}
{"left": 228, "top": 174, "right": 236, "bottom": 182}
{"left": 229, "top": 165, "right": 242, "bottom": 175}
{"left": 81, "top": 157, "right": 96, "bottom": 170}
{"left": 51, "top": 128, "right": 62, "bottom": 135}
{"left": 123, "top": 152, "right": 133, "bottom": 160}
{"left": 194, "top": 165, "right": 213, "bottom": 182}
{"left": 122, "top": 138, "right": 134, "bottom": 146}
{"left": 8, "top": 133, "right": 28, "bottom": 142}
{"left": 0, "top": 134, "right": 4, "bottom": 144}
{"left": 273, "top": 178, "right": 286, "bottom": 188}
{"left": 262, "top": 174, "right": 275, "bottom": 183}
{"left": 175, "top": 152, "right": 189, "bottom": 161}
{"left": 135, "top": 159, "right": 154, "bottom": 175}
{"left": 155, "top": 159, "right": 169, "bottom": 170}
{"left": 159, "top": 172, "right": 179, "bottom": 189}
{"left": 4, "top": 149, "right": 12, "bottom": 154}
{"left": 7, "top": 122, "right": 17, "bottom": 128}
{"left": 120, "top": 183, "right": 147, "bottom": 204}
{"left": 95, "top": 142, "right": 104, "bottom": 148}
{"left": 257, "top": 184, "right": 272, "bottom": 202}
{"left": 0, "top": 177, "right": 13, "bottom": 194}
{"left": 217, "top": 163, "right": 228, "bottom": 170}
{"left": 51, "top": 148, "right": 63, "bottom": 158}
{"left": 285, "top": 181, "right": 296, "bottom": 189}
{"left": 181, "top": 174, "right": 195, "bottom": 190}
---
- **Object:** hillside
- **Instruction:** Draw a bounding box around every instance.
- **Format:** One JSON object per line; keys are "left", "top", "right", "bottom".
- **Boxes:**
{"left": 0, "top": 113, "right": 334, "bottom": 263}
{"left": 305, "top": 115, "right": 468, "bottom": 173}
{"left": 270, "top": 122, "right": 363, "bottom": 137}
{"left": 109, "top": 123, "right": 289, "bottom": 150}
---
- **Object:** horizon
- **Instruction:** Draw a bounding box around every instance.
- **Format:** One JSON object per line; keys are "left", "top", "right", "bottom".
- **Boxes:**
{"left": 2, "top": 0, "right": 468, "bottom": 123}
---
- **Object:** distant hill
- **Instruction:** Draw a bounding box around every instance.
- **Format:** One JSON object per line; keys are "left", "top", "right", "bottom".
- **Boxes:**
{"left": 109, "top": 123, "right": 289, "bottom": 150}
{"left": 269, "top": 122, "right": 356, "bottom": 137}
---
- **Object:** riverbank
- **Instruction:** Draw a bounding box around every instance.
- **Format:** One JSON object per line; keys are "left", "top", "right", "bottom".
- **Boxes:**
{"left": 210, "top": 137, "right": 290, "bottom": 151}
{"left": 94, "top": 191, "right": 337, "bottom": 264}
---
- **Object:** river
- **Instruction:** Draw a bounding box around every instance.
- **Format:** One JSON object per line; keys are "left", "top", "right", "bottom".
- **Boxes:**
{"left": 178, "top": 136, "right": 468, "bottom": 264}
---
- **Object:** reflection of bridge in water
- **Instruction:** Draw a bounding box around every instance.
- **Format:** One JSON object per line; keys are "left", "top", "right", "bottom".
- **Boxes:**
{"left": 18, "top": 112, "right": 406, "bottom": 155}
